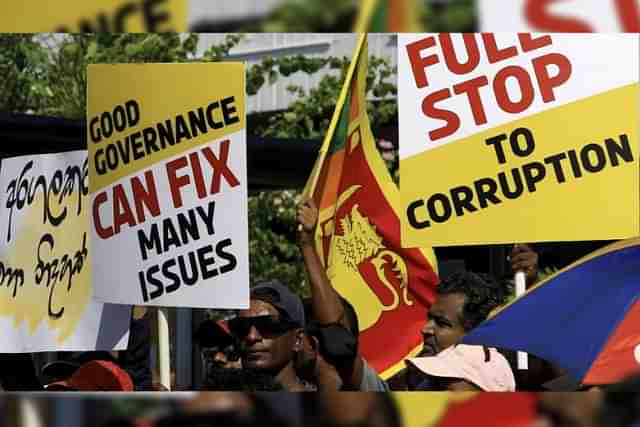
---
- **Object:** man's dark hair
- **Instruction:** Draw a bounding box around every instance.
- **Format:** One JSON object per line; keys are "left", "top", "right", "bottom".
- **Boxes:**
{"left": 437, "top": 271, "right": 508, "bottom": 331}
{"left": 203, "top": 367, "right": 285, "bottom": 391}
{"left": 301, "top": 297, "right": 359, "bottom": 370}
{"left": 339, "top": 297, "right": 359, "bottom": 337}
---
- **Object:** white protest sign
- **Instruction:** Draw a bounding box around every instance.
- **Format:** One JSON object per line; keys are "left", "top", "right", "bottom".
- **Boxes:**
{"left": 88, "top": 63, "right": 249, "bottom": 308}
{"left": 0, "top": 151, "right": 130, "bottom": 352}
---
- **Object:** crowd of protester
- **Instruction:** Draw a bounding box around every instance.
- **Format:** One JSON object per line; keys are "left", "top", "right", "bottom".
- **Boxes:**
{"left": 0, "top": 200, "right": 636, "bottom": 397}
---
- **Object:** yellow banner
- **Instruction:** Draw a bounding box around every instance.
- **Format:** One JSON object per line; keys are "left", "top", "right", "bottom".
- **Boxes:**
{"left": 1, "top": 0, "right": 187, "bottom": 32}
{"left": 87, "top": 63, "right": 245, "bottom": 192}
{"left": 402, "top": 84, "right": 640, "bottom": 247}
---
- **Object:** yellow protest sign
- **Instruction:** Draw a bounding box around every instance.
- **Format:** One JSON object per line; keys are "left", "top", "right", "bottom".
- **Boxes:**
{"left": 0, "top": 151, "right": 130, "bottom": 352}
{"left": 0, "top": 0, "right": 186, "bottom": 32}
{"left": 398, "top": 33, "right": 640, "bottom": 247}
{"left": 88, "top": 63, "right": 249, "bottom": 308}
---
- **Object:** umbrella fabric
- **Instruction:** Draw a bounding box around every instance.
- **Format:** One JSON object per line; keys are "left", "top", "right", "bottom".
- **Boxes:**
{"left": 464, "top": 238, "right": 640, "bottom": 385}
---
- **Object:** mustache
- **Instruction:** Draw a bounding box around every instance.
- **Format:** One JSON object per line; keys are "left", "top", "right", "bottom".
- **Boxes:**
{"left": 423, "top": 336, "right": 437, "bottom": 347}
{"left": 420, "top": 337, "right": 438, "bottom": 356}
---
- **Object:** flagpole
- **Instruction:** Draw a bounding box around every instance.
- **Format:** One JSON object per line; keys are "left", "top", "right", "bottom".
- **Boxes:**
{"left": 302, "top": 34, "right": 368, "bottom": 199}
{"left": 353, "top": 0, "right": 379, "bottom": 33}
{"left": 157, "top": 307, "right": 171, "bottom": 390}
{"left": 515, "top": 271, "right": 528, "bottom": 370}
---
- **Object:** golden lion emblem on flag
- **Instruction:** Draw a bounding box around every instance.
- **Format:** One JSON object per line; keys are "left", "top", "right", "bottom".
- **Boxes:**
{"left": 321, "top": 185, "right": 413, "bottom": 331}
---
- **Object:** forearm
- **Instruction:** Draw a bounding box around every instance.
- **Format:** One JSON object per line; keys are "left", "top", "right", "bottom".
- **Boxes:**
{"left": 300, "top": 237, "right": 365, "bottom": 388}
{"left": 300, "top": 237, "right": 344, "bottom": 325}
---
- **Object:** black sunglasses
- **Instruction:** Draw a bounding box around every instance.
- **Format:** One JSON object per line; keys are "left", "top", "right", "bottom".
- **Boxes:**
{"left": 228, "top": 315, "right": 296, "bottom": 338}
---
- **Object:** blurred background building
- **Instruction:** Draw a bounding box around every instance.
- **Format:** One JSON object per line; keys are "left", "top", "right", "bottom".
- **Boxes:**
{"left": 189, "top": 0, "right": 288, "bottom": 31}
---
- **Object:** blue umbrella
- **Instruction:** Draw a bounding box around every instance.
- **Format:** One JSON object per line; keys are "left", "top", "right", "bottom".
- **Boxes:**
{"left": 464, "top": 238, "right": 640, "bottom": 385}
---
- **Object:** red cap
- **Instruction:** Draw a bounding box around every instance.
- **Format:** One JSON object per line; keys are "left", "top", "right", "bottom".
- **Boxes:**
{"left": 46, "top": 360, "right": 134, "bottom": 391}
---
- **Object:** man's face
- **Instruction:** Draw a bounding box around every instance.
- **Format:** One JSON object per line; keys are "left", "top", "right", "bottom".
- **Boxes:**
{"left": 235, "top": 299, "right": 298, "bottom": 372}
{"left": 420, "top": 293, "right": 467, "bottom": 356}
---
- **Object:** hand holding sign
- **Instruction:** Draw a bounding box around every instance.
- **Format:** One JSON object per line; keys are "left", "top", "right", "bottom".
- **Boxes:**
{"left": 510, "top": 244, "right": 539, "bottom": 286}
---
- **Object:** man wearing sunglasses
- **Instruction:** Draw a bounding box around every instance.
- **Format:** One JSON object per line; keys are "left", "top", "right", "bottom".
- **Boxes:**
{"left": 228, "top": 280, "right": 315, "bottom": 391}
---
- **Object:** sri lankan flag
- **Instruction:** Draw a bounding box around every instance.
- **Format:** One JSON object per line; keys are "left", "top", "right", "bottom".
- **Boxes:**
{"left": 353, "top": 0, "right": 424, "bottom": 32}
{"left": 303, "top": 34, "right": 439, "bottom": 379}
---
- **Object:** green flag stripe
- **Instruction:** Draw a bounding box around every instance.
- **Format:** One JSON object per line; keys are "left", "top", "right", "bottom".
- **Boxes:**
{"left": 369, "top": 0, "right": 388, "bottom": 32}
{"left": 327, "top": 91, "right": 352, "bottom": 156}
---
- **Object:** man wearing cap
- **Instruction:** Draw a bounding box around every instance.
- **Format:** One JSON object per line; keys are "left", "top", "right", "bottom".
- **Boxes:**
{"left": 45, "top": 359, "right": 134, "bottom": 391}
{"left": 405, "top": 344, "right": 515, "bottom": 391}
{"left": 228, "top": 280, "right": 314, "bottom": 391}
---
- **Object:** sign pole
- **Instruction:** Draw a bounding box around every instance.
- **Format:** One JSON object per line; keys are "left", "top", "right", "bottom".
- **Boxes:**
{"left": 157, "top": 307, "right": 171, "bottom": 390}
{"left": 515, "top": 271, "right": 528, "bottom": 370}
{"left": 19, "top": 398, "right": 42, "bottom": 427}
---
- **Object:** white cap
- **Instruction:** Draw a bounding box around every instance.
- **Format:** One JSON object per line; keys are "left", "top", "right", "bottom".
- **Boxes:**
{"left": 407, "top": 344, "right": 516, "bottom": 392}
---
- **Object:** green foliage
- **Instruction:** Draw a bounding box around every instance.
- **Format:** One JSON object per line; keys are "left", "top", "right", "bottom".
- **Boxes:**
{"left": 89, "top": 33, "right": 200, "bottom": 63}
{"left": 201, "top": 34, "right": 244, "bottom": 61}
{"left": 245, "top": 0, "right": 477, "bottom": 32}
{"left": 0, "top": 34, "right": 49, "bottom": 114}
{"left": 246, "top": 55, "right": 332, "bottom": 96}
{"left": 249, "top": 0, "right": 358, "bottom": 32}
{"left": 538, "top": 266, "right": 559, "bottom": 282}
{"left": 26, "top": 34, "right": 242, "bottom": 119}
{"left": 0, "top": 34, "right": 245, "bottom": 119}
{"left": 253, "top": 54, "right": 397, "bottom": 139}
{"left": 248, "top": 190, "right": 308, "bottom": 296}
{"left": 424, "top": 0, "right": 477, "bottom": 32}
{"left": 39, "top": 34, "right": 91, "bottom": 118}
